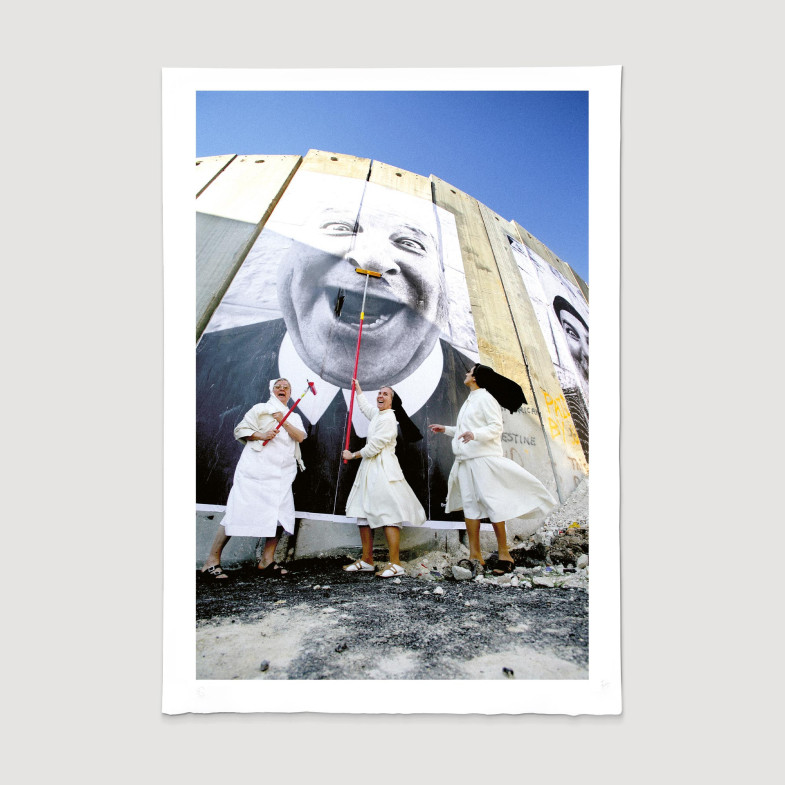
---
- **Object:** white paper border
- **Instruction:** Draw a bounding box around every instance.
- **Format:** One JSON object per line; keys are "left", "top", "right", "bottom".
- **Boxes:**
{"left": 163, "top": 66, "right": 620, "bottom": 715}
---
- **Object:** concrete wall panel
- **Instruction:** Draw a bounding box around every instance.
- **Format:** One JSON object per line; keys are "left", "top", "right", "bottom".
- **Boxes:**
{"left": 369, "top": 159, "right": 432, "bottom": 200}
{"left": 480, "top": 204, "right": 588, "bottom": 501}
{"left": 195, "top": 153, "right": 589, "bottom": 562}
{"left": 431, "top": 177, "right": 560, "bottom": 507}
{"left": 300, "top": 149, "right": 372, "bottom": 179}
{"left": 512, "top": 220, "right": 587, "bottom": 303}
{"left": 196, "top": 154, "right": 301, "bottom": 339}
{"left": 195, "top": 154, "right": 236, "bottom": 197}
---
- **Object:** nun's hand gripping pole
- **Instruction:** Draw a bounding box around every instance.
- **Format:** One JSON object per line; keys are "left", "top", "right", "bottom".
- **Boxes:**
{"left": 343, "top": 268, "right": 382, "bottom": 463}
{"left": 262, "top": 381, "right": 317, "bottom": 446}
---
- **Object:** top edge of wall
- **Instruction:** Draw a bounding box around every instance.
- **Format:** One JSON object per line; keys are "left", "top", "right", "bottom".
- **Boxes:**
{"left": 196, "top": 153, "right": 584, "bottom": 287}
{"left": 301, "top": 149, "right": 372, "bottom": 179}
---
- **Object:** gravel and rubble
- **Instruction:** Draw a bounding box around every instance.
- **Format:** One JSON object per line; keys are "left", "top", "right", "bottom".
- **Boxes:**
{"left": 400, "top": 479, "right": 589, "bottom": 588}
{"left": 196, "top": 480, "right": 589, "bottom": 680}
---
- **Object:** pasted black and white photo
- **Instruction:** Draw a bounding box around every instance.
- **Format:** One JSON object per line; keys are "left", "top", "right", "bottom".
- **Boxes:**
{"left": 197, "top": 171, "right": 478, "bottom": 522}
{"left": 507, "top": 235, "right": 589, "bottom": 457}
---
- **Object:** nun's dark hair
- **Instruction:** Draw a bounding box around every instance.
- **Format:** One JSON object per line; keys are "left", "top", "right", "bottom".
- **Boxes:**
{"left": 472, "top": 364, "right": 527, "bottom": 413}
{"left": 385, "top": 387, "right": 422, "bottom": 443}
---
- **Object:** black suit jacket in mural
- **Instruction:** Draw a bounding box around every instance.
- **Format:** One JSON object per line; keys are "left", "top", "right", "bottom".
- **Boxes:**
{"left": 196, "top": 319, "right": 471, "bottom": 522}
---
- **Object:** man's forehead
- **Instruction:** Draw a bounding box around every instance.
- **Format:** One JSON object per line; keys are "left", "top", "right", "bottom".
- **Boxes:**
{"left": 561, "top": 311, "right": 588, "bottom": 331}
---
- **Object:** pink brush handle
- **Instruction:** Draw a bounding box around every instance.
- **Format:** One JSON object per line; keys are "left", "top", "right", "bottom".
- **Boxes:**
{"left": 261, "top": 405, "right": 296, "bottom": 446}
{"left": 343, "top": 316, "right": 365, "bottom": 463}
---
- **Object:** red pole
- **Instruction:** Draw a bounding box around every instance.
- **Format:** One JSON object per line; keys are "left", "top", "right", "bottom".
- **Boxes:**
{"left": 343, "top": 315, "right": 365, "bottom": 463}
{"left": 343, "top": 268, "right": 380, "bottom": 463}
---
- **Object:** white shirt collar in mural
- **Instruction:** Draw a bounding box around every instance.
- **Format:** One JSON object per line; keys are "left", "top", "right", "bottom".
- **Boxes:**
{"left": 278, "top": 332, "right": 444, "bottom": 438}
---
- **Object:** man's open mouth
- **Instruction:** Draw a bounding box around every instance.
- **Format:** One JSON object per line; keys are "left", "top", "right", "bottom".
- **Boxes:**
{"left": 328, "top": 287, "right": 401, "bottom": 329}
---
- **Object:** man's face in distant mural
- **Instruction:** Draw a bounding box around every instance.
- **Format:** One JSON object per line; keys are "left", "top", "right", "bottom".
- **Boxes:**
{"left": 277, "top": 189, "right": 447, "bottom": 389}
{"left": 558, "top": 308, "right": 589, "bottom": 383}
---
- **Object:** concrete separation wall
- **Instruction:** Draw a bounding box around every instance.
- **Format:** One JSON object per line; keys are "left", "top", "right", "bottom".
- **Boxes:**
{"left": 194, "top": 149, "right": 589, "bottom": 563}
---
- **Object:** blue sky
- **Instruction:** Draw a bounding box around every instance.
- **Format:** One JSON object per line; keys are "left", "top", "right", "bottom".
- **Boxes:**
{"left": 197, "top": 91, "right": 588, "bottom": 283}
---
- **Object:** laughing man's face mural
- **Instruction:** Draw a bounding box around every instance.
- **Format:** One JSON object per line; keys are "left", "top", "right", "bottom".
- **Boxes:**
{"left": 276, "top": 185, "right": 448, "bottom": 390}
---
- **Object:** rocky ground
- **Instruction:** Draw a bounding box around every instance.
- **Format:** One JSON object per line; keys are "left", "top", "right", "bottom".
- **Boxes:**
{"left": 196, "top": 481, "right": 589, "bottom": 680}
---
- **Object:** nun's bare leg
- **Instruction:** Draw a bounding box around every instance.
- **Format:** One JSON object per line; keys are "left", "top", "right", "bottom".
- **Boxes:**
{"left": 359, "top": 525, "right": 375, "bottom": 565}
{"left": 201, "top": 526, "right": 230, "bottom": 576}
{"left": 491, "top": 521, "right": 513, "bottom": 567}
{"left": 258, "top": 528, "right": 288, "bottom": 575}
{"left": 463, "top": 518, "right": 485, "bottom": 565}
{"left": 384, "top": 526, "right": 401, "bottom": 566}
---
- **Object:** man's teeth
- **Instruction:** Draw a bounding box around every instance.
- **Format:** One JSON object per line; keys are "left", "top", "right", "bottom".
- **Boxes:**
{"left": 346, "top": 314, "right": 391, "bottom": 328}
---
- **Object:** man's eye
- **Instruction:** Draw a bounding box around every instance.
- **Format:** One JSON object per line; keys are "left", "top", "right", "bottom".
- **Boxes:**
{"left": 564, "top": 327, "right": 579, "bottom": 340}
{"left": 321, "top": 221, "right": 356, "bottom": 235}
{"left": 394, "top": 236, "right": 427, "bottom": 253}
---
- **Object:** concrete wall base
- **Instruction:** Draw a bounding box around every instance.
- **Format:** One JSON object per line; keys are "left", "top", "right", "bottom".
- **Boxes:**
{"left": 506, "top": 517, "right": 548, "bottom": 543}
{"left": 196, "top": 512, "right": 546, "bottom": 568}
{"left": 292, "top": 519, "right": 467, "bottom": 561}
{"left": 196, "top": 511, "right": 293, "bottom": 568}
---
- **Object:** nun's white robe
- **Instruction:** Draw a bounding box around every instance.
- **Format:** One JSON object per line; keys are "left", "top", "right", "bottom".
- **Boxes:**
{"left": 445, "top": 389, "right": 556, "bottom": 522}
{"left": 221, "top": 397, "right": 305, "bottom": 538}
{"left": 345, "top": 393, "right": 426, "bottom": 529}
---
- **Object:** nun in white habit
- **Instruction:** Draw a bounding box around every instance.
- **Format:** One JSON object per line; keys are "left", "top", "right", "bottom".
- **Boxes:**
{"left": 200, "top": 378, "right": 306, "bottom": 580}
{"left": 429, "top": 363, "right": 556, "bottom": 576}
{"left": 341, "top": 380, "right": 426, "bottom": 578}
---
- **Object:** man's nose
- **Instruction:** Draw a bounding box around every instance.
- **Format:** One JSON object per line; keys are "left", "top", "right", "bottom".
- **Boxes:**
{"left": 344, "top": 236, "right": 400, "bottom": 276}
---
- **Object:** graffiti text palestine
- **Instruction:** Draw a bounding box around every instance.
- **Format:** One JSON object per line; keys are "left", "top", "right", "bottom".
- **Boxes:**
{"left": 502, "top": 432, "right": 537, "bottom": 446}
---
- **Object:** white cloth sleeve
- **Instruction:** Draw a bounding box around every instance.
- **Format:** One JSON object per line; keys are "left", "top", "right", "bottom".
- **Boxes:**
{"left": 355, "top": 391, "right": 377, "bottom": 422}
{"left": 470, "top": 395, "right": 503, "bottom": 442}
{"left": 287, "top": 413, "right": 306, "bottom": 439}
{"left": 359, "top": 414, "right": 396, "bottom": 459}
{"left": 233, "top": 405, "right": 263, "bottom": 443}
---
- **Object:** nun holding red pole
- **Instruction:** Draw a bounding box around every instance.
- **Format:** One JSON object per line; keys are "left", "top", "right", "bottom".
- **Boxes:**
{"left": 338, "top": 265, "right": 426, "bottom": 577}
{"left": 200, "top": 378, "right": 311, "bottom": 581}
{"left": 429, "top": 363, "right": 557, "bottom": 576}
{"left": 341, "top": 379, "right": 426, "bottom": 578}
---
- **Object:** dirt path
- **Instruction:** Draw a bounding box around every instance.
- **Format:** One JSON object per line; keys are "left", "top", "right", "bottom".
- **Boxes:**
{"left": 197, "top": 556, "right": 588, "bottom": 680}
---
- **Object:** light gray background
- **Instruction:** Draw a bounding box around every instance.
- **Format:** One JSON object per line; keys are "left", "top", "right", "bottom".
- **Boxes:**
{"left": 5, "top": 1, "right": 779, "bottom": 781}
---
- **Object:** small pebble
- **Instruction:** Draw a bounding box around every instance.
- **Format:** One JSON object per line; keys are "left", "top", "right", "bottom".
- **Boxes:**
{"left": 335, "top": 642, "right": 347, "bottom": 653}
{"left": 259, "top": 660, "right": 270, "bottom": 672}
{"left": 393, "top": 578, "right": 401, "bottom": 584}
{"left": 503, "top": 667, "right": 515, "bottom": 678}
{"left": 434, "top": 586, "right": 444, "bottom": 595}
{"left": 313, "top": 585, "right": 321, "bottom": 590}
